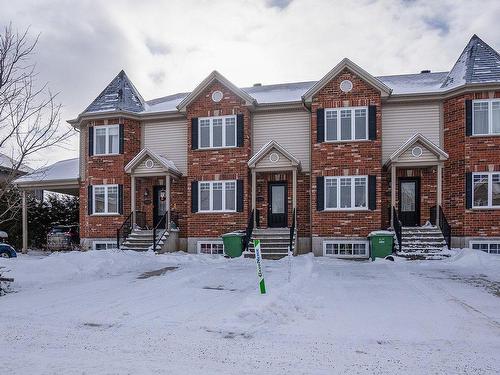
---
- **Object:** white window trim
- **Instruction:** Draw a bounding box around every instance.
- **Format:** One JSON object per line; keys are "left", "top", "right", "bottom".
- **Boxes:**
{"left": 469, "top": 240, "right": 500, "bottom": 255}
{"left": 197, "top": 240, "right": 225, "bottom": 255}
{"left": 323, "top": 240, "right": 370, "bottom": 258}
{"left": 324, "top": 175, "right": 369, "bottom": 211}
{"left": 198, "top": 180, "right": 237, "bottom": 213}
{"left": 92, "top": 184, "right": 120, "bottom": 215}
{"left": 92, "top": 241, "right": 117, "bottom": 250}
{"left": 472, "top": 172, "right": 500, "bottom": 209}
{"left": 324, "top": 106, "right": 368, "bottom": 142}
{"left": 198, "top": 115, "right": 237, "bottom": 149}
{"left": 472, "top": 99, "right": 500, "bottom": 136}
{"left": 94, "top": 124, "right": 120, "bottom": 156}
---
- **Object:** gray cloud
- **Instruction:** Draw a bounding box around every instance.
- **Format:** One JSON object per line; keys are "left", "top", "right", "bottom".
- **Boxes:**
{"left": 0, "top": 0, "right": 498, "bottom": 167}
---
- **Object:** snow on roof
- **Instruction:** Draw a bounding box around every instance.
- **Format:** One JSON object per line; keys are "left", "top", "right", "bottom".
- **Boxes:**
{"left": 0, "top": 153, "right": 33, "bottom": 173}
{"left": 377, "top": 72, "right": 448, "bottom": 95}
{"left": 15, "top": 158, "right": 79, "bottom": 184}
{"left": 442, "top": 34, "right": 500, "bottom": 89}
{"left": 242, "top": 81, "right": 314, "bottom": 104}
{"left": 84, "top": 70, "right": 145, "bottom": 113}
{"left": 76, "top": 36, "right": 500, "bottom": 117}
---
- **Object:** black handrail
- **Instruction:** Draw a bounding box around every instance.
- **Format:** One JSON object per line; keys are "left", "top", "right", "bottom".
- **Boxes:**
{"left": 392, "top": 206, "right": 402, "bottom": 252}
{"left": 152, "top": 210, "right": 169, "bottom": 252}
{"left": 289, "top": 208, "right": 296, "bottom": 254}
{"left": 116, "top": 211, "right": 146, "bottom": 249}
{"left": 430, "top": 205, "right": 451, "bottom": 248}
{"left": 243, "top": 209, "right": 255, "bottom": 251}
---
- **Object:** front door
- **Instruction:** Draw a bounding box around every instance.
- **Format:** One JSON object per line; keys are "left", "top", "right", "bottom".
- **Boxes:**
{"left": 399, "top": 178, "right": 420, "bottom": 227}
{"left": 268, "top": 182, "right": 287, "bottom": 228}
{"left": 153, "top": 185, "right": 167, "bottom": 229}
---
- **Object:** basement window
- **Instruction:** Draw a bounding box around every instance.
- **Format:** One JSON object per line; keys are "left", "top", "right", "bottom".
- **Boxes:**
{"left": 93, "top": 241, "right": 117, "bottom": 250}
{"left": 197, "top": 241, "right": 225, "bottom": 255}
{"left": 323, "top": 240, "right": 369, "bottom": 258}
{"left": 470, "top": 241, "right": 500, "bottom": 255}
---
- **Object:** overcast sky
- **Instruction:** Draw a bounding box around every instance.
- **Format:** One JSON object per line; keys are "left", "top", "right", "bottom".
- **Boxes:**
{"left": 1, "top": 0, "right": 499, "bottom": 167}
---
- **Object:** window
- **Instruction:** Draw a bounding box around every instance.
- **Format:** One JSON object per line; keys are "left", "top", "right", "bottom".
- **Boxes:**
{"left": 470, "top": 241, "right": 500, "bottom": 255}
{"left": 324, "top": 176, "right": 368, "bottom": 210}
{"left": 197, "top": 241, "right": 225, "bottom": 255}
{"left": 472, "top": 173, "right": 500, "bottom": 208}
{"left": 198, "top": 115, "right": 237, "bottom": 148}
{"left": 323, "top": 240, "right": 369, "bottom": 258}
{"left": 472, "top": 99, "right": 500, "bottom": 135}
{"left": 198, "top": 180, "right": 236, "bottom": 212}
{"left": 93, "top": 241, "right": 117, "bottom": 251}
{"left": 94, "top": 124, "right": 119, "bottom": 155}
{"left": 324, "top": 107, "right": 368, "bottom": 141}
{"left": 93, "top": 185, "right": 119, "bottom": 214}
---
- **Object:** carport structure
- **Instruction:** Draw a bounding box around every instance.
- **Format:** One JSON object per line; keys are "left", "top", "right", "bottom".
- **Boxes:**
{"left": 14, "top": 158, "right": 80, "bottom": 252}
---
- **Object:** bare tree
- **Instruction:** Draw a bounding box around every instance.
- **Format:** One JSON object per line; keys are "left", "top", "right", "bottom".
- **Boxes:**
{"left": 0, "top": 23, "right": 74, "bottom": 225}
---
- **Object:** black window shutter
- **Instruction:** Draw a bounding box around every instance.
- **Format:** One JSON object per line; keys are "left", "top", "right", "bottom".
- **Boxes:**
{"left": 87, "top": 185, "right": 93, "bottom": 215}
{"left": 465, "top": 172, "right": 472, "bottom": 209}
{"left": 119, "top": 124, "right": 124, "bottom": 154}
{"left": 118, "top": 184, "right": 124, "bottom": 214}
{"left": 317, "top": 108, "right": 325, "bottom": 143}
{"left": 237, "top": 114, "right": 244, "bottom": 147}
{"left": 368, "top": 105, "right": 377, "bottom": 140}
{"left": 465, "top": 99, "right": 472, "bottom": 136}
{"left": 191, "top": 118, "right": 199, "bottom": 150}
{"left": 88, "top": 126, "right": 94, "bottom": 156}
{"left": 236, "top": 179, "right": 244, "bottom": 212}
{"left": 316, "top": 176, "right": 324, "bottom": 211}
{"left": 191, "top": 181, "right": 199, "bottom": 213}
{"left": 368, "top": 175, "right": 377, "bottom": 210}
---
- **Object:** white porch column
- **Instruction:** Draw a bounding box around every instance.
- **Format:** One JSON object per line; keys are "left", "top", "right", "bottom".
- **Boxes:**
{"left": 436, "top": 163, "right": 443, "bottom": 226}
{"left": 131, "top": 175, "right": 136, "bottom": 226}
{"left": 252, "top": 169, "right": 256, "bottom": 226}
{"left": 292, "top": 168, "right": 297, "bottom": 212}
{"left": 391, "top": 164, "right": 396, "bottom": 228}
{"left": 22, "top": 190, "right": 28, "bottom": 253}
{"left": 165, "top": 174, "right": 171, "bottom": 224}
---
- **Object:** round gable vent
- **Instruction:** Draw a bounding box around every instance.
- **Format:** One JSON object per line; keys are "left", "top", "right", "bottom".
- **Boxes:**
{"left": 340, "top": 80, "right": 353, "bottom": 93}
{"left": 145, "top": 159, "right": 155, "bottom": 169}
{"left": 411, "top": 146, "right": 423, "bottom": 158}
{"left": 211, "top": 90, "right": 223, "bottom": 103}
{"left": 269, "top": 152, "right": 280, "bottom": 163}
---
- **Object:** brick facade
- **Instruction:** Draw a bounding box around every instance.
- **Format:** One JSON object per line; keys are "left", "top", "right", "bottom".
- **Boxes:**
{"left": 79, "top": 118, "right": 141, "bottom": 240}
{"left": 311, "top": 68, "right": 383, "bottom": 238}
{"left": 443, "top": 91, "right": 500, "bottom": 239}
{"left": 186, "top": 81, "right": 252, "bottom": 238}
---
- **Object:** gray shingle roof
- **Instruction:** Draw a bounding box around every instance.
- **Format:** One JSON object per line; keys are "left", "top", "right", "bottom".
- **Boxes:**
{"left": 80, "top": 35, "right": 500, "bottom": 116}
{"left": 84, "top": 70, "right": 145, "bottom": 113}
{"left": 442, "top": 35, "right": 500, "bottom": 89}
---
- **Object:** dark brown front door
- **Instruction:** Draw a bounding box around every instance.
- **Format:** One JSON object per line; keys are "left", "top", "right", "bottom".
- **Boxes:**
{"left": 399, "top": 177, "right": 420, "bottom": 227}
{"left": 268, "top": 182, "right": 287, "bottom": 228}
{"left": 153, "top": 185, "right": 167, "bottom": 229}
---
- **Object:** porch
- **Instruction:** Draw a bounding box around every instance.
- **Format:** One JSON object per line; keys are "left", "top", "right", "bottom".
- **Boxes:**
{"left": 386, "top": 134, "right": 451, "bottom": 252}
{"left": 121, "top": 148, "right": 182, "bottom": 251}
{"left": 247, "top": 141, "right": 300, "bottom": 256}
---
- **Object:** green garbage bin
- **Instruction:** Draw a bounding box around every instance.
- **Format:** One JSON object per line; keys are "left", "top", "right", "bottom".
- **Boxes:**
{"left": 221, "top": 231, "right": 246, "bottom": 258}
{"left": 368, "top": 231, "right": 394, "bottom": 261}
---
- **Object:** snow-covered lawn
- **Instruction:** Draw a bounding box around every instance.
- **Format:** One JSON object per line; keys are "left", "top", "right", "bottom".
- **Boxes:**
{"left": 1, "top": 250, "right": 499, "bottom": 374}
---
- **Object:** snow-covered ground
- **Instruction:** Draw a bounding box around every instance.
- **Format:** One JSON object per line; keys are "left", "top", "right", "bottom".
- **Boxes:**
{"left": 1, "top": 250, "right": 499, "bottom": 374}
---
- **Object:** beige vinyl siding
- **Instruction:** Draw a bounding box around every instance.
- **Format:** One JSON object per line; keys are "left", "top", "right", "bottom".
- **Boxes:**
{"left": 254, "top": 150, "right": 296, "bottom": 170}
{"left": 398, "top": 142, "right": 439, "bottom": 163}
{"left": 142, "top": 119, "right": 188, "bottom": 175}
{"left": 134, "top": 158, "right": 166, "bottom": 175}
{"left": 382, "top": 103, "right": 441, "bottom": 163}
{"left": 253, "top": 110, "right": 310, "bottom": 171}
{"left": 80, "top": 127, "right": 86, "bottom": 179}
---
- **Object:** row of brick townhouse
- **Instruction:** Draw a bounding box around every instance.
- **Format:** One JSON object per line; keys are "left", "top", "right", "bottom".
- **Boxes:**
{"left": 16, "top": 34, "right": 500, "bottom": 257}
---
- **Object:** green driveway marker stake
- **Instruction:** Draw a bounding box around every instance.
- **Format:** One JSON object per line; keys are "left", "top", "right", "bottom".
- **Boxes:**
{"left": 253, "top": 239, "right": 266, "bottom": 294}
